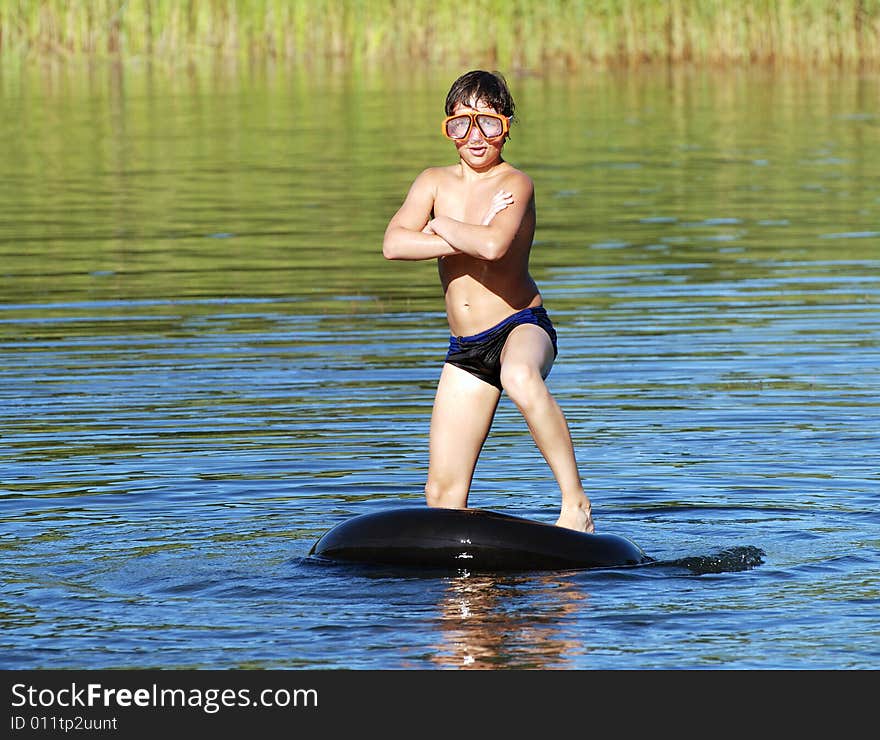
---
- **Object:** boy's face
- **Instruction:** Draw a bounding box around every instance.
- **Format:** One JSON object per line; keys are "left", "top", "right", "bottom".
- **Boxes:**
{"left": 448, "top": 98, "right": 507, "bottom": 169}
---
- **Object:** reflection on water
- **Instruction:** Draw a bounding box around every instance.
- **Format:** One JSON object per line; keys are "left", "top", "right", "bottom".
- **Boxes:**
{"left": 433, "top": 573, "right": 589, "bottom": 669}
{"left": 1, "top": 62, "right": 878, "bottom": 669}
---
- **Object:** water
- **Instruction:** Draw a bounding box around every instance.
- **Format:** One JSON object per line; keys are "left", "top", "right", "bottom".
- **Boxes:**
{"left": 1, "top": 63, "right": 878, "bottom": 669}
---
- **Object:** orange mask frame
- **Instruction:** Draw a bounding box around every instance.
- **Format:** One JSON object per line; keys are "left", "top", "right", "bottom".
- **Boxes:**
{"left": 441, "top": 111, "right": 510, "bottom": 141}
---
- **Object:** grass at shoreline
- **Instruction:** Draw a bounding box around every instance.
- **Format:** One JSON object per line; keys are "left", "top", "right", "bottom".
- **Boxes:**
{"left": 1, "top": 0, "right": 878, "bottom": 69}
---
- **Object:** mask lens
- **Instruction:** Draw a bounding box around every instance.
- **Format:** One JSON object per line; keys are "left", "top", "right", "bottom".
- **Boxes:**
{"left": 476, "top": 114, "right": 504, "bottom": 138}
{"left": 445, "top": 115, "right": 472, "bottom": 139}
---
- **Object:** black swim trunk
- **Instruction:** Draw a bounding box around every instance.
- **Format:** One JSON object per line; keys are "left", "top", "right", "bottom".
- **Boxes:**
{"left": 444, "top": 306, "right": 558, "bottom": 390}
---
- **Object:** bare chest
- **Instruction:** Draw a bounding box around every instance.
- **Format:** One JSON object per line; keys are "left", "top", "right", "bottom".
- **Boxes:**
{"left": 433, "top": 179, "right": 500, "bottom": 224}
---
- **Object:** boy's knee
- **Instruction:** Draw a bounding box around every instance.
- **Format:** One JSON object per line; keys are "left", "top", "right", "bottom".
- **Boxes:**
{"left": 424, "top": 481, "right": 444, "bottom": 507}
{"left": 500, "top": 363, "right": 545, "bottom": 405}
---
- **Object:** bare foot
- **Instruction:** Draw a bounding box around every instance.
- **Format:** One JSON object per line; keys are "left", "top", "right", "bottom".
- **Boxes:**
{"left": 555, "top": 500, "right": 595, "bottom": 534}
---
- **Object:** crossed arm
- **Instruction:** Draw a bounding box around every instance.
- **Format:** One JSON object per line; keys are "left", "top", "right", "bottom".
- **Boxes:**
{"left": 382, "top": 169, "right": 531, "bottom": 262}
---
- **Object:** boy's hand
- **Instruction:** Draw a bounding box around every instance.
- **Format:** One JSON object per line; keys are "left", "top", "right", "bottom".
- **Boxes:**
{"left": 480, "top": 189, "right": 514, "bottom": 225}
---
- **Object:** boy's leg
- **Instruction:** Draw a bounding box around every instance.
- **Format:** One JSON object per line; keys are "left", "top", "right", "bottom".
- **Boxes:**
{"left": 499, "top": 324, "right": 594, "bottom": 533}
{"left": 425, "top": 363, "right": 502, "bottom": 508}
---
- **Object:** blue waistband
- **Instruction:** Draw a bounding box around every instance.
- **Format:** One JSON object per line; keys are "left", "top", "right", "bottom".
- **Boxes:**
{"left": 451, "top": 306, "right": 548, "bottom": 344}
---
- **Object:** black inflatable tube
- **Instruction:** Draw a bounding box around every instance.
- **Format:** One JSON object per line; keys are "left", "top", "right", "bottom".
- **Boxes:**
{"left": 309, "top": 507, "right": 652, "bottom": 571}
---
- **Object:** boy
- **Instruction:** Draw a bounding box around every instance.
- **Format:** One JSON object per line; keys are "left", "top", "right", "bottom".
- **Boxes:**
{"left": 382, "top": 70, "right": 594, "bottom": 533}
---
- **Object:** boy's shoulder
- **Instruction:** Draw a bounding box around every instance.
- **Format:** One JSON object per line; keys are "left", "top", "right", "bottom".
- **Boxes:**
{"left": 408, "top": 165, "right": 455, "bottom": 193}
{"left": 497, "top": 165, "right": 533, "bottom": 190}
{"left": 415, "top": 164, "right": 458, "bottom": 181}
{"left": 488, "top": 165, "right": 534, "bottom": 200}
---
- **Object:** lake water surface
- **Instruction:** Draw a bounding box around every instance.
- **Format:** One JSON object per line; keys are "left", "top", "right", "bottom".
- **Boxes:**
{"left": 1, "top": 62, "right": 878, "bottom": 669}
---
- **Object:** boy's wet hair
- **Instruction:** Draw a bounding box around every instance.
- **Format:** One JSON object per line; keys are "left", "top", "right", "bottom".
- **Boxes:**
{"left": 445, "top": 70, "right": 516, "bottom": 121}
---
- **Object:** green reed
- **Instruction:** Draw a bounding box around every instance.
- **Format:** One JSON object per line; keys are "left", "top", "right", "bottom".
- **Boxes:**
{"left": 1, "top": 0, "right": 877, "bottom": 67}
